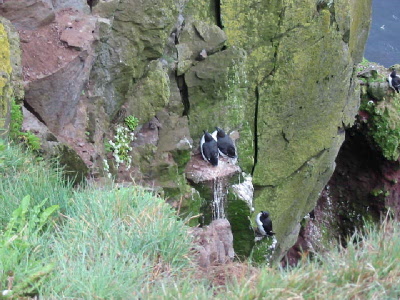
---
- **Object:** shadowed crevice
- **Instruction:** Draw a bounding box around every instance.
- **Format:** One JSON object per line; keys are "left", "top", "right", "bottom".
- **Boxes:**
{"left": 215, "top": 0, "right": 223, "bottom": 29}
{"left": 251, "top": 86, "right": 260, "bottom": 175}
{"left": 177, "top": 75, "right": 190, "bottom": 116}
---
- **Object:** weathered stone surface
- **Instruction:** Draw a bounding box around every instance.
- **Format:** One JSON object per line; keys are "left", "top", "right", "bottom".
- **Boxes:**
{"left": 0, "top": 16, "right": 23, "bottom": 137}
{"left": 191, "top": 219, "right": 235, "bottom": 268}
{"left": 89, "top": 0, "right": 179, "bottom": 117}
{"left": 22, "top": 107, "right": 57, "bottom": 144}
{"left": 3, "top": 0, "right": 373, "bottom": 265}
{"left": 125, "top": 60, "right": 170, "bottom": 124}
{"left": 221, "top": 0, "right": 372, "bottom": 262}
{"left": 22, "top": 107, "right": 89, "bottom": 184}
{"left": 52, "top": 0, "right": 89, "bottom": 13}
{"left": 184, "top": 46, "right": 253, "bottom": 171}
{"left": 177, "top": 20, "right": 226, "bottom": 75}
{"left": 23, "top": 10, "right": 97, "bottom": 134}
{"left": 156, "top": 110, "right": 192, "bottom": 152}
{"left": 0, "top": 0, "right": 55, "bottom": 30}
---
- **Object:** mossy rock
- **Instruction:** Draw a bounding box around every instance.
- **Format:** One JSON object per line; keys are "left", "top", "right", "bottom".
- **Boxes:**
{"left": 0, "top": 17, "right": 23, "bottom": 137}
{"left": 126, "top": 60, "right": 171, "bottom": 124}
{"left": 226, "top": 189, "right": 254, "bottom": 258}
{"left": 185, "top": 47, "right": 254, "bottom": 172}
{"left": 57, "top": 144, "right": 89, "bottom": 185}
{"left": 250, "top": 236, "right": 277, "bottom": 266}
{"left": 220, "top": 0, "right": 372, "bottom": 263}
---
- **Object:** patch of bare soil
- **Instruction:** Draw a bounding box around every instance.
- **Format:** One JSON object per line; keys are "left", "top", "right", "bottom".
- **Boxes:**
{"left": 19, "top": 8, "right": 82, "bottom": 82}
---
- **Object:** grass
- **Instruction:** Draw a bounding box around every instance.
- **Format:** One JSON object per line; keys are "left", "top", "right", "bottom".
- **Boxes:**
{"left": 0, "top": 140, "right": 399, "bottom": 299}
{"left": 0, "top": 140, "right": 72, "bottom": 227}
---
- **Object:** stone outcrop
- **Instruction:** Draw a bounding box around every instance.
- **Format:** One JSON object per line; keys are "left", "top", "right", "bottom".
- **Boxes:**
{"left": 0, "top": 16, "right": 23, "bottom": 137}
{"left": 0, "top": 0, "right": 373, "bottom": 263}
{"left": 221, "top": 0, "right": 372, "bottom": 261}
{"left": 191, "top": 219, "right": 235, "bottom": 268}
{"left": 22, "top": 9, "right": 97, "bottom": 135}
{"left": 0, "top": 0, "right": 55, "bottom": 30}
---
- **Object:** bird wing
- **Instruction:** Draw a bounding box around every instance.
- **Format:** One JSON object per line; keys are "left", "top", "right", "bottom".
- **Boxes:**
{"left": 262, "top": 218, "right": 273, "bottom": 232}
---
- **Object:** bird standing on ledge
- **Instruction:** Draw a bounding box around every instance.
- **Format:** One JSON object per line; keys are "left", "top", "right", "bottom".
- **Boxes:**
{"left": 200, "top": 130, "right": 219, "bottom": 166}
{"left": 388, "top": 70, "right": 400, "bottom": 93}
{"left": 213, "top": 127, "right": 237, "bottom": 158}
{"left": 256, "top": 211, "right": 275, "bottom": 236}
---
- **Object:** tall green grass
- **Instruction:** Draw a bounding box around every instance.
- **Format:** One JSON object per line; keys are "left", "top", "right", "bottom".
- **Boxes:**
{"left": 39, "top": 187, "right": 193, "bottom": 298}
{"left": 1, "top": 140, "right": 400, "bottom": 299}
{"left": 0, "top": 141, "right": 72, "bottom": 227}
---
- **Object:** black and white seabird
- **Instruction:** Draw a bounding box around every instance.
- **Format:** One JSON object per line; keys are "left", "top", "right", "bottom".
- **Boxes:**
{"left": 212, "top": 127, "right": 237, "bottom": 158}
{"left": 388, "top": 70, "right": 400, "bottom": 93}
{"left": 200, "top": 130, "right": 219, "bottom": 166}
{"left": 256, "top": 211, "right": 275, "bottom": 236}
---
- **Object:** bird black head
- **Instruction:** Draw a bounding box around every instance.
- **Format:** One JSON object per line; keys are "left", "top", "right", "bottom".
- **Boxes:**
{"left": 391, "top": 70, "right": 397, "bottom": 78}
{"left": 203, "top": 130, "right": 214, "bottom": 142}
{"left": 260, "top": 211, "right": 270, "bottom": 218}
{"left": 215, "top": 127, "right": 226, "bottom": 138}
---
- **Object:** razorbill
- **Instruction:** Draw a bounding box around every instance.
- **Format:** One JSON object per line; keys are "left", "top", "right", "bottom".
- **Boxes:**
{"left": 388, "top": 70, "right": 400, "bottom": 93}
{"left": 256, "top": 211, "right": 275, "bottom": 236}
{"left": 200, "top": 130, "right": 219, "bottom": 166}
{"left": 212, "top": 127, "right": 237, "bottom": 158}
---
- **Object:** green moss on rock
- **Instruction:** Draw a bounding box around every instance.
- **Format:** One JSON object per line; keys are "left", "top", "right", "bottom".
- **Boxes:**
{"left": 250, "top": 236, "right": 276, "bottom": 266}
{"left": 226, "top": 190, "right": 254, "bottom": 258}
{"left": 126, "top": 61, "right": 170, "bottom": 124}
{"left": 185, "top": 47, "right": 254, "bottom": 172}
{"left": 220, "top": 0, "right": 372, "bottom": 263}
{"left": 360, "top": 96, "right": 400, "bottom": 161}
{"left": 90, "top": 0, "right": 179, "bottom": 117}
{"left": 57, "top": 144, "right": 89, "bottom": 185}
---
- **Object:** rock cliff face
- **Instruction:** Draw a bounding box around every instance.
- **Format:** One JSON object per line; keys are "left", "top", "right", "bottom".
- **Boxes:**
{"left": 0, "top": 16, "right": 23, "bottom": 137}
{"left": 0, "top": 0, "right": 372, "bottom": 262}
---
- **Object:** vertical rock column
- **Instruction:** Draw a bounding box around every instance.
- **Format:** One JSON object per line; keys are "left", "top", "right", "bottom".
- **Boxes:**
{"left": 221, "top": 0, "right": 372, "bottom": 262}
{"left": 0, "top": 17, "right": 23, "bottom": 137}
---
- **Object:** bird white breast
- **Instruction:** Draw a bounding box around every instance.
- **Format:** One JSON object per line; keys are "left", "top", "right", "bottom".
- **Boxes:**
{"left": 256, "top": 212, "right": 267, "bottom": 235}
{"left": 200, "top": 134, "right": 206, "bottom": 161}
{"left": 211, "top": 130, "right": 218, "bottom": 141}
{"left": 388, "top": 74, "right": 400, "bottom": 90}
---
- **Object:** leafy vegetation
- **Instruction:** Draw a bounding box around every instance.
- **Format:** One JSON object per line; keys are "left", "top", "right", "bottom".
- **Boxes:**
{"left": 9, "top": 99, "right": 41, "bottom": 151}
{"left": 356, "top": 57, "right": 371, "bottom": 73}
{"left": 105, "top": 116, "right": 139, "bottom": 171}
{"left": 0, "top": 141, "right": 399, "bottom": 299}
{"left": 124, "top": 115, "right": 139, "bottom": 131}
{"left": 360, "top": 98, "right": 400, "bottom": 160}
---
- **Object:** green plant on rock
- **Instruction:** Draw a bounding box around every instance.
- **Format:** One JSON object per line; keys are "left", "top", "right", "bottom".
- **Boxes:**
{"left": 10, "top": 99, "right": 41, "bottom": 151}
{"left": 105, "top": 116, "right": 139, "bottom": 170}
{"left": 356, "top": 57, "right": 372, "bottom": 73}
{"left": 124, "top": 115, "right": 139, "bottom": 131}
{"left": 360, "top": 98, "right": 400, "bottom": 160}
{"left": 106, "top": 125, "right": 135, "bottom": 169}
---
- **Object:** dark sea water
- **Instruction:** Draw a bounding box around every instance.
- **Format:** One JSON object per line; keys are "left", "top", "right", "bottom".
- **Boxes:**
{"left": 364, "top": 0, "right": 400, "bottom": 67}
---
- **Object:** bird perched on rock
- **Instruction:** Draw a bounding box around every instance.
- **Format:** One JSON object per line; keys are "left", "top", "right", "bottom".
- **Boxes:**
{"left": 256, "top": 211, "right": 275, "bottom": 236}
{"left": 388, "top": 70, "right": 400, "bottom": 93}
{"left": 212, "top": 127, "right": 237, "bottom": 158}
{"left": 200, "top": 130, "right": 219, "bottom": 166}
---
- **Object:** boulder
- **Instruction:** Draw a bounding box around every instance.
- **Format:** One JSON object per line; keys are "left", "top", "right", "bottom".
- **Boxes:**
{"left": 0, "top": 0, "right": 55, "bottom": 30}
{"left": 191, "top": 219, "right": 235, "bottom": 268}
{"left": 23, "top": 9, "right": 97, "bottom": 134}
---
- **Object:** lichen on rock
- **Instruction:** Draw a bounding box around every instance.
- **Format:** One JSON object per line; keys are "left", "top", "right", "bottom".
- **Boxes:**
{"left": 0, "top": 17, "right": 23, "bottom": 137}
{"left": 221, "top": 0, "right": 372, "bottom": 262}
